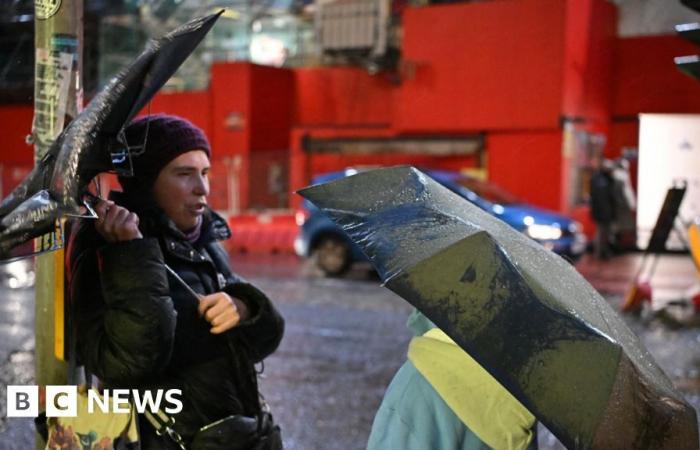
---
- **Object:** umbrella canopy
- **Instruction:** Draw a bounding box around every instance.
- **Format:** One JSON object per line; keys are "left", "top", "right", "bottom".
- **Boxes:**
{"left": 0, "top": 11, "right": 221, "bottom": 259}
{"left": 299, "top": 166, "right": 698, "bottom": 449}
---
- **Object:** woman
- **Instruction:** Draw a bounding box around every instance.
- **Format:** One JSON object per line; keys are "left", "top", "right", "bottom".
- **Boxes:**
{"left": 67, "top": 114, "right": 285, "bottom": 449}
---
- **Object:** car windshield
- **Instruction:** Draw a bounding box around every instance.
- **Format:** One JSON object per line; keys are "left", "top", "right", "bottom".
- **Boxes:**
{"left": 455, "top": 177, "right": 520, "bottom": 205}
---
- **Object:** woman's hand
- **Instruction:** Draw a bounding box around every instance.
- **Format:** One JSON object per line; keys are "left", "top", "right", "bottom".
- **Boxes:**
{"left": 198, "top": 292, "right": 249, "bottom": 334}
{"left": 94, "top": 199, "right": 143, "bottom": 242}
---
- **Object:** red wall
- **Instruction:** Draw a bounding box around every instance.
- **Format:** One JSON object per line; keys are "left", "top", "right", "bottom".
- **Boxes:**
{"left": 251, "top": 65, "right": 294, "bottom": 151}
{"left": 288, "top": 127, "right": 479, "bottom": 208}
{"left": 1, "top": 166, "right": 32, "bottom": 200}
{"left": 144, "top": 91, "right": 212, "bottom": 140}
{"left": 210, "top": 63, "right": 251, "bottom": 159}
{"left": 0, "top": 105, "right": 34, "bottom": 166}
{"left": 561, "top": 0, "right": 617, "bottom": 124}
{"left": 210, "top": 64, "right": 295, "bottom": 153}
{"left": 294, "top": 67, "right": 394, "bottom": 127}
{"left": 608, "top": 121, "right": 638, "bottom": 159}
{"left": 607, "top": 35, "right": 700, "bottom": 192}
{"left": 210, "top": 62, "right": 294, "bottom": 210}
{"left": 2, "top": 3, "right": 699, "bottom": 216}
{"left": 249, "top": 65, "right": 294, "bottom": 209}
{"left": 390, "top": 0, "right": 614, "bottom": 211}
{"left": 289, "top": 127, "right": 397, "bottom": 204}
{"left": 308, "top": 153, "right": 473, "bottom": 176}
{"left": 488, "top": 130, "right": 564, "bottom": 211}
{"left": 613, "top": 35, "right": 700, "bottom": 117}
{"left": 397, "top": 0, "right": 567, "bottom": 132}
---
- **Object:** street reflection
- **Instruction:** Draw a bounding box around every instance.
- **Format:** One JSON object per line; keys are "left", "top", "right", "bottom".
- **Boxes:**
{"left": 0, "top": 254, "right": 698, "bottom": 449}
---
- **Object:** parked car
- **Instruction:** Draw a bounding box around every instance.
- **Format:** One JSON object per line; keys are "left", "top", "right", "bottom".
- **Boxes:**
{"left": 295, "top": 168, "right": 587, "bottom": 276}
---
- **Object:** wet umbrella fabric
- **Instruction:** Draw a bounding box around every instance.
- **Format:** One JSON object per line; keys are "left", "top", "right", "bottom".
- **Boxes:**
{"left": 299, "top": 166, "right": 698, "bottom": 450}
{"left": 0, "top": 11, "right": 221, "bottom": 259}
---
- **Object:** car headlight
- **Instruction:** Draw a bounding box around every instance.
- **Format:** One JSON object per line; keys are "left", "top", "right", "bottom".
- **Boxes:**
{"left": 526, "top": 224, "right": 562, "bottom": 241}
{"left": 295, "top": 210, "right": 308, "bottom": 226}
{"left": 568, "top": 221, "right": 582, "bottom": 234}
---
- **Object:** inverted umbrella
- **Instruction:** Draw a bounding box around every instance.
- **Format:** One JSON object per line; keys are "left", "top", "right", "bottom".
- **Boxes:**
{"left": 0, "top": 11, "right": 222, "bottom": 259}
{"left": 299, "top": 166, "right": 698, "bottom": 450}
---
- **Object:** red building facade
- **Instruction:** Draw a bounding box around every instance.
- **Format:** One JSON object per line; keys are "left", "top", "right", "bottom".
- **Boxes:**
{"left": 2, "top": 0, "right": 700, "bottom": 231}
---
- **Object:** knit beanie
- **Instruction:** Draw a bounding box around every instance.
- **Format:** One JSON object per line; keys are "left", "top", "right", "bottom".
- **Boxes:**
{"left": 118, "top": 114, "right": 211, "bottom": 193}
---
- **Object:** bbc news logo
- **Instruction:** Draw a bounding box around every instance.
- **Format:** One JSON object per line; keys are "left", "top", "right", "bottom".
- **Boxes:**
{"left": 6, "top": 385, "right": 183, "bottom": 417}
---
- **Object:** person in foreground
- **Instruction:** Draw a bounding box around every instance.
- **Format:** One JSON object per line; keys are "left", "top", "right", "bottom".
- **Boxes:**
{"left": 367, "top": 310, "right": 538, "bottom": 450}
{"left": 67, "top": 114, "right": 285, "bottom": 449}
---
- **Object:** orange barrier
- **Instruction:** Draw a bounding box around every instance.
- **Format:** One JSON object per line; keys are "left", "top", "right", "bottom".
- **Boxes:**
{"left": 224, "top": 212, "right": 297, "bottom": 254}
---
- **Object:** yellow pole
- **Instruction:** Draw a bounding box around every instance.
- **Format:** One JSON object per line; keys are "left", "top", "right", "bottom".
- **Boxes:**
{"left": 32, "top": 0, "right": 83, "bottom": 447}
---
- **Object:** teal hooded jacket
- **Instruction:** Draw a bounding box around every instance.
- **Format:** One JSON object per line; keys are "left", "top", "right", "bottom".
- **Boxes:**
{"left": 367, "top": 311, "right": 538, "bottom": 450}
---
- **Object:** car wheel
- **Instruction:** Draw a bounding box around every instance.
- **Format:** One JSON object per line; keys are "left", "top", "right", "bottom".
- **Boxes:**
{"left": 313, "top": 235, "right": 351, "bottom": 277}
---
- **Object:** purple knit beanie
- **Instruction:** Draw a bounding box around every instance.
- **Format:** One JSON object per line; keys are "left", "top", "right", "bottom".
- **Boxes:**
{"left": 118, "top": 114, "right": 211, "bottom": 192}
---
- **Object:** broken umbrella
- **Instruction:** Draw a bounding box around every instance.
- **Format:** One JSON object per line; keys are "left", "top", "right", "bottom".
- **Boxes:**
{"left": 299, "top": 166, "right": 698, "bottom": 450}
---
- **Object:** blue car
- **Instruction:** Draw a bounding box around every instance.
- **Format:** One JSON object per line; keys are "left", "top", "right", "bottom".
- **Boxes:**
{"left": 295, "top": 168, "right": 587, "bottom": 276}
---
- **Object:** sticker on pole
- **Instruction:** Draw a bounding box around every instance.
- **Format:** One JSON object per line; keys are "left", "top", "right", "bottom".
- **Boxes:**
{"left": 35, "top": 0, "right": 62, "bottom": 20}
{"left": 32, "top": 47, "right": 73, "bottom": 155}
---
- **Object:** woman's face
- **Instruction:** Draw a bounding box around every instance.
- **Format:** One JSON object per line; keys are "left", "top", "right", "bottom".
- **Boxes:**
{"left": 152, "top": 150, "right": 210, "bottom": 232}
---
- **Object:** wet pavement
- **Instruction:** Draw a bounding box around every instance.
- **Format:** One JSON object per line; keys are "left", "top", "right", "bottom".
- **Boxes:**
{"left": 0, "top": 286, "right": 36, "bottom": 450}
{"left": 0, "top": 252, "right": 699, "bottom": 449}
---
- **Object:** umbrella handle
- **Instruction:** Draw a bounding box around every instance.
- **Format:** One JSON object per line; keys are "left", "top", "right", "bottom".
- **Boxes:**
{"left": 164, "top": 264, "right": 203, "bottom": 301}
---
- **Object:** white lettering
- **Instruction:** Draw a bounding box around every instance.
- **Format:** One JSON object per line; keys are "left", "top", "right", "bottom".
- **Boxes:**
{"left": 87, "top": 389, "right": 110, "bottom": 413}
{"left": 46, "top": 386, "right": 77, "bottom": 417}
{"left": 132, "top": 390, "right": 163, "bottom": 414}
{"left": 111, "top": 389, "right": 131, "bottom": 414}
{"left": 7, "top": 386, "right": 38, "bottom": 417}
{"left": 5, "top": 386, "right": 184, "bottom": 417}
{"left": 164, "top": 389, "right": 183, "bottom": 414}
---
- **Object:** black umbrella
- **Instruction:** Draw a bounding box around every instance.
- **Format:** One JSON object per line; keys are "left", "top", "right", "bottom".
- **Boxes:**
{"left": 299, "top": 166, "right": 698, "bottom": 450}
{"left": 0, "top": 11, "right": 222, "bottom": 259}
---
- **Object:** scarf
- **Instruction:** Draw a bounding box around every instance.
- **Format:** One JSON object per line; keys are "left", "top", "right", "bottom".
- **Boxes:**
{"left": 184, "top": 216, "right": 203, "bottom": 244}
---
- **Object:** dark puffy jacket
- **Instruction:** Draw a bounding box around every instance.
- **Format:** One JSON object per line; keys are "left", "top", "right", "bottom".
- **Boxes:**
{"left": 67, "top": 193, "right": 285, "bottom": 447}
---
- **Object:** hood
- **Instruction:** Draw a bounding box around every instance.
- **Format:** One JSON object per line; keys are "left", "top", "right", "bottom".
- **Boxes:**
{"left": 406, "top": 309, "right": 438, "bottom": 337}
{"left": 406, "top": 309, "right": 537, "bottom": 450}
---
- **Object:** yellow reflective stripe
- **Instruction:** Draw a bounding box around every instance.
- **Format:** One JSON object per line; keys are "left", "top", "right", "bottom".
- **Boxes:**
{"left": 54, "top": 246, "right": 65, "bottom": 361}
{"left": 408, "top": 328, "right": 535, "bottom": 450}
